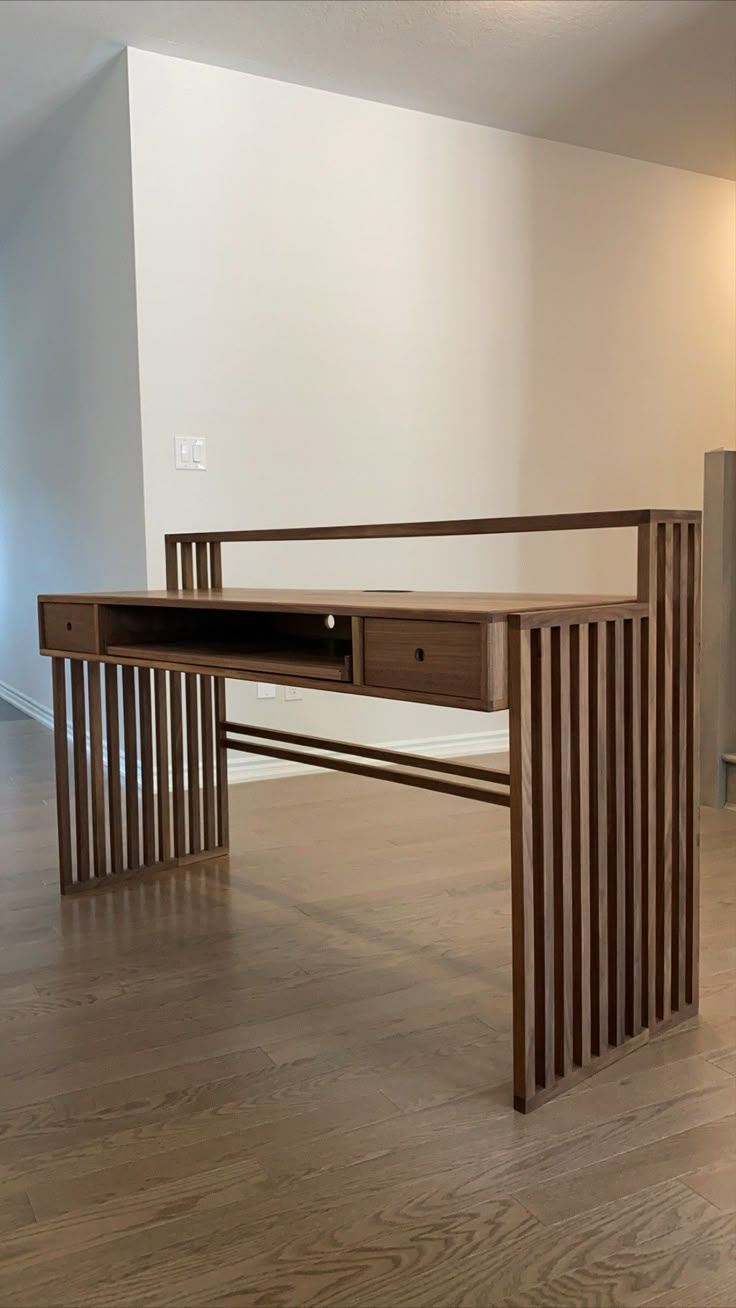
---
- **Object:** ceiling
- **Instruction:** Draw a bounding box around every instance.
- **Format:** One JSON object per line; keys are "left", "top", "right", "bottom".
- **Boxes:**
{"left": 0, "top": 0, "right": 734, "bottom": 202}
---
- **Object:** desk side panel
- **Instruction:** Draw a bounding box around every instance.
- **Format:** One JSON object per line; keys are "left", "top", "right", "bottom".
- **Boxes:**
{"left": 48, "top": 658, "right": 227, "bottom": 893}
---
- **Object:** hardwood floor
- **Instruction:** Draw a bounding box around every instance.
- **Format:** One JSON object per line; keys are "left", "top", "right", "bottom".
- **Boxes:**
{"left": 0, "top": 714, "right": 733, "bottom": 1307}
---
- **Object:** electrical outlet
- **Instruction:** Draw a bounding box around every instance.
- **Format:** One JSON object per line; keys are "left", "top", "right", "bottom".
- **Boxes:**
{"left": 257, "top": 683, "right": 276, "bottom": 699}
{"left": 284, "top": 686, "right": 303, "bottom": 702}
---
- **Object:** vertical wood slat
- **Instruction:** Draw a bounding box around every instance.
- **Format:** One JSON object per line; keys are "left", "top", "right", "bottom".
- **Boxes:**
{"left": 165, "top": 539, "right": 179, "bottom": 590}
{"left": 209, "top": 542, "right": 223, "bottom": 589}
{"left": 180, "top": 543, "right": 194, "bottom": 591}
{"left": 209, "top": 548, "right": 225, "bottom": 859}
{"left": 591, "top": 622, "right": 609, "bottom": 1055}
{"left": 52, "top": 659, "right": 73, "bottom": 892}
{"left": 675, "top": 523, "right": 688, "bottom": 1013}
{"left": 539, "top": 626, "right": 555, "bottom": 1088}
{"left": 640, "top": 613, "right": 650, "bottom": 1030}
{"left": 70, "top": 660, "right": 90, "bottom": 883}
{"left": 196, "top": 543, "right": 210, "bottom": 590}
{"left": 215, "top": 679, "right": 229, "bottom": 851}
{"left": 186, "top": 674, "right": 202, "bottom": 854}
{"left": 608, "top": 620, "right": 626, "bottom": 1046}
{"left": 571, "top": 626, "right": 591, "bottom": 1066}
{"left": 138, "top": 669, "right": 156, "bottom": 866}
{"left": 552, "top": 625, "right": 573, "bottom": 1079}
{"left": 658, "top": 523, "right": 674, "bottom": 1023}
{"left": 169, "top": 671, "right": 186, "bottom": 858}
{"left": 208, "top": 544, "right": 229, "bottom": 850}
{"left": 625, "top": 618, "right": 644, "bottom": 1036}
{"left": 201, "top": 675, "right": 216, "bottom": 849}
{"left": 639, "top": 524, "right": 658, "bottom": 1031}
{"left": 509, "top": 620, "right": 537, "bottom": 1108}
{"left": 687, "top": 521, "right": 701, "bottom": 1008}
{"left": 155, "top": 669, "right": 171, "bottom": 865}
{"left": 105, "top": 664, "right": 124, "bottom": 875}
{"left": 122, "top": 665, "right": 139, "bottom": 871}
{"left": 87, "top": 663, "right": 107, "bottom": 879}
{"left": 179, "top": 540, "right": 201, "bottom": 855}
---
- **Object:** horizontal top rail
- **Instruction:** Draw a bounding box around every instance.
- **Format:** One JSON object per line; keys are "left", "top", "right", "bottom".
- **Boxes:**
{"left": 166, "top": 509, "right": 700, "bottom": 546}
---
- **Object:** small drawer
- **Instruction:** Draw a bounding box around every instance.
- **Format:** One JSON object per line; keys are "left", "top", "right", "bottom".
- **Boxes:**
{"left": 41, "top": 603, "right": 99, "bottom": 655}
{"left": 363, "top": 618, "right": 484, "bottom": 702}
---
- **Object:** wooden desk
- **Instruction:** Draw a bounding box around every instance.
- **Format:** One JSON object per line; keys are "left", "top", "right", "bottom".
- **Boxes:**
{"left": 38, "top": 509, "right": 701, "bottom": 1113}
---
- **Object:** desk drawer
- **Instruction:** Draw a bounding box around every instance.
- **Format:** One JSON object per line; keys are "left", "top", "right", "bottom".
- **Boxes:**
{"left": 41, "top": 603, "right": 99, "bottom": 655}
{"left": 363, "top": 619, "right": 483, "bottom": 701}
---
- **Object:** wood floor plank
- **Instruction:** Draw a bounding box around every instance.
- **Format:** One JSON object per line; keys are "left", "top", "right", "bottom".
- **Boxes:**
{"left": 683, "top": 1160, "right": 736, "bottom": 1212}
{"left": 0, "top": 1191, "right": 35, "bottom": 1235}
{"left": 514, "top": 1113, "right": 736, "bottom": 1226}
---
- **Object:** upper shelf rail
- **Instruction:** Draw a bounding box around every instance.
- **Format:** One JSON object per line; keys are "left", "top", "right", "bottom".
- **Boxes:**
{"left": 165, "top": 508, "right": 700, "bottom": 547}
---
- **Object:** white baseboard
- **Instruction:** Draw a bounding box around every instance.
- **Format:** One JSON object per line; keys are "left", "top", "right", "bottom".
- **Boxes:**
{"left": 0, "top": 679, "right": 510, "bottom": 787}
{"left": 0, "top": 679, "right": 55, "bottom": 730}
{"left": 0, "top": 676, "right": 127, "bottom": 774}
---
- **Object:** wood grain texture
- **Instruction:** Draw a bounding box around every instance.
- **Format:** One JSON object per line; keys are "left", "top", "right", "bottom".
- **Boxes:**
{"left": 215, "top": 679, "right": 229, "bottom": 853}
{"left": 639, "top": 518, "right": 701, "bottom": 1035}
{"left": 51, "top": 658, "right": 72, "bottom": 893}
{"left": 351, "top": 617, "right": 364, "bottom": 686}
{"left": 106, "top": 642, "right": 353, "bottom": 683}
{"left": 200, "top": 677, "right": 216, "bottom": 851}
{"left": 138, "top": 668, "right": 156, "bottom": 867}
{"left": 69, "top": 659, "right": 89, "bottom": 883}
{"left": 224, "top": 737, "right": 511, "bottom": 807}
{"left": 185, "top": 675, "right": 202, "bottom": 855}
{"left": 86, "top": 662, "right": 106, "bottom": 880}
{"left": 41, "top": 589, "right": 641, "bottom": 622}
{"left": 165, "top": 538, "right": 179, "bottom": 591}
{"left": 121, "top": 665, "right": 140, "bottom": 873}
{"left": 104, "top": 664, "right": 124, "bottom": 877}
{"left": 364, "top": 618, "right": 486, "bottom": 703}
{"left": 509, "top": 621, "right": 537, "bottom": 1106}
{"left": 508, "top": 599, "right": 656, "bottom": 1109}
{"left": 0, "top": 712, "right": 726, "bottom": 1308}
{"left": 169, "top": 671, "right": 186, "bottom": 859}
{"left": 592, "top": 620, "right": 609, "bottom": 1056}
{"left": 154, "top": 669, "right": 171, "bottom": 866}
{"left": 164, "top": 507, "right": 697, "bottom": 545}
{"left": 41, "top": 602, "right": 99, "bottom": 655}
{"left": 195, "top": 542, "right": 210, "bottom": 591}
{"left": 208, "top": 542, "right": 223, "bottom": 590}
{"left": 223, "top": 721, "right": 510, "bottom": 787}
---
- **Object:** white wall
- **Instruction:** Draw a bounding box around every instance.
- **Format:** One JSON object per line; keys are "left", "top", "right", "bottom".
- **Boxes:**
{"left": 127, "top": 47, "right": 735, "bottom": 752}
{"left": 0, "top": 56, "right": 147, "bottom": 715}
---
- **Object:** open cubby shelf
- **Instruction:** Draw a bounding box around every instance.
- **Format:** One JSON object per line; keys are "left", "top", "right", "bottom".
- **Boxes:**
{"left": 100, "top": 605, "right": 353, "bottom": 683}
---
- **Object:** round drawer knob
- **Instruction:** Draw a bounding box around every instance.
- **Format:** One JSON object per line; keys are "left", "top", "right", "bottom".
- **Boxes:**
{"left": 414, "top": 647, "right": 425, "bottom": 662}
{"left": 66, "top": 622, "right": 73, "bottom": 632}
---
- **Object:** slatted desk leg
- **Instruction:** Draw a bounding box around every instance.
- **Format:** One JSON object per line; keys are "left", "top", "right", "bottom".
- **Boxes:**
{"left": 509, "top": 609, "right": 650, "bottom": 1111}
{"left": 50, "top": 656, "right": 228, "bottom": 893}
{"left": 638, "top": 518, "right": 701, "bottom": 1031}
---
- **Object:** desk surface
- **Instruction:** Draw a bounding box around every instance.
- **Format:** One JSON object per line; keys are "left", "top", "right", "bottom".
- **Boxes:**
{"left": 41, "top": 588, "right": 635, "bottom": 622}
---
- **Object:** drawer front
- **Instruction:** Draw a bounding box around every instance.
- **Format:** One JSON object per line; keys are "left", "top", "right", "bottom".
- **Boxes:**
{"left": 41, "top": 603, "right": 99, "bottom": 655}
{"left": 363, "top": 619, "right": 483, "bottom": 701}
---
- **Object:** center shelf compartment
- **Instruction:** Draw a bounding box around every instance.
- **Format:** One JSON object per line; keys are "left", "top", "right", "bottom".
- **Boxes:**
{"left": 100, "top": 605, "right": 354, "bottom": 683}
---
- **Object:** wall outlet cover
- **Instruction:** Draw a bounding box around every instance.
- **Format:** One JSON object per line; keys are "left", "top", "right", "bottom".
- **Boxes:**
{"left": 175, "top": 436, "right": 207, "bottom": 470}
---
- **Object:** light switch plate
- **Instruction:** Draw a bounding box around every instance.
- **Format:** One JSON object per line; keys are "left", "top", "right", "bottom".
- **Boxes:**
{"left": 257, "top": 683, "right": 276, "bottom": 699}
{"left": 175, "top": 437, "right": 207, "bottom": 470}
